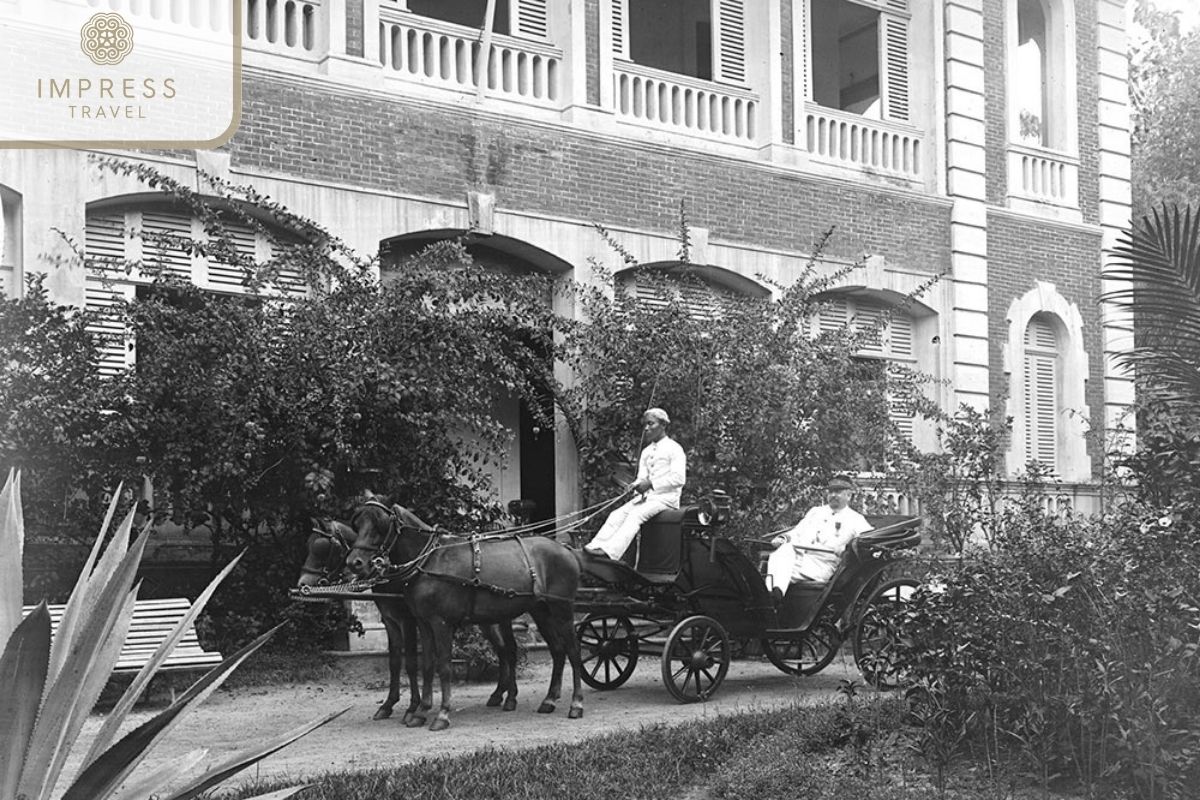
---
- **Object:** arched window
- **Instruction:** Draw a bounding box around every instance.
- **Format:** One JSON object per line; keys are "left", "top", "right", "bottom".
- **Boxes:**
{"left": 1008, "top": 0, "right": 1074, "bottom": 151}
{"left": 617, "top": 263, "right": 769, "bottom": 320}
{"left": 1004, "top": 283, "right": 1090, "bottom": 481}
{"left": 0, "top": 185, "right": 20, "bottom": 298}
{"left": 816, "top": 293, "right": 917, "bottom": 444}
{"left": 84, "top": 201, "right": 304, "bottom": 374}
{"left": 1023, "top": 313, "right": 1058, "bottom": 469}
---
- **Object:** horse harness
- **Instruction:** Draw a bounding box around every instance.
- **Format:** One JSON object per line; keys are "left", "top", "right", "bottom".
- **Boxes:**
{"left": 359, "top": 502, "right": 572, "bottom": 605}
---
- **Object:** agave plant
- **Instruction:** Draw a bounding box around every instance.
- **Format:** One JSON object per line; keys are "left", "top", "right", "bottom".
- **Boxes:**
{"left": 0, "top": 471, "right": 344, "bottom": 800}
{"left": 1105, "top": 204, "right": 1200, "bottom": 405}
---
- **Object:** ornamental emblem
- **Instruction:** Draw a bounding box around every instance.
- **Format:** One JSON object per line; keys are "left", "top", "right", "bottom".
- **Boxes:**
{"left": 80, "top": 13, "right": 134, "bottom": 66}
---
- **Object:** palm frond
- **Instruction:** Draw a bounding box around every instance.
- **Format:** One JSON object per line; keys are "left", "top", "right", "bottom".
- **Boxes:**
{"left": 1103, "top": 204, "right": 1200, "bottom": 402}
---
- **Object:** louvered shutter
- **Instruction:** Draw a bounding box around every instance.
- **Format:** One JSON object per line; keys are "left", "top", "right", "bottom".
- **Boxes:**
{"left": 852, "top": 302, "right": 885, "bottom": 356}
{"left": 881, "top": 0, "right": 910, "bottom": 122}
{"left": 1023, "top": 318, "right": 1058, "bottom": 469}
{"left": 634, "top": 274, "right": 721, "bottom": 320}
{"left": 514, "top": 0, "right": 549, "bottom": 39}
{"left": 85, "top": 212, "right": 131, "bottom": 376}
{"left": 140, "top": 209, "right": 194, "bottom": 280}
{"left": 817, "top": 296, "right": 849, "bottom": 335}
{"left": 886, "top": 312, "right": 914, "bottom": 442}
{"left": 714, "top": 0, "right": 746, "bottom": 85}
{"left": 209, "top": 218, "right": 256, "bottom": 291}
{"left": 611, "top": 0, "right": 628, "bottom": 58}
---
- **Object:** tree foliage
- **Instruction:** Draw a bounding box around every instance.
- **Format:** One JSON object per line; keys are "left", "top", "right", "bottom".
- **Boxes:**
{"left": 558, "top": 225, "right": 934, "bottom": 537}
{"left": 1131, "top": 0, "right": 1200, "bottom": 218}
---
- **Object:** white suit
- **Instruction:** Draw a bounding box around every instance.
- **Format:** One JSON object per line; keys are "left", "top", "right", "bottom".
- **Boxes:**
{"left": 766, "top": 504, "right": 873, "bottom": 589}
{"left": 587, "top": 436, "right": 687, "bottom": 560}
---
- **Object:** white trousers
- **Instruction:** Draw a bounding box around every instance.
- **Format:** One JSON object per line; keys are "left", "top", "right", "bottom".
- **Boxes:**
{"left": 586, "top": 498, "right": 672, "bottom": 560}
{"left": 766, "top": 544, "right": 835, "bottom": 591}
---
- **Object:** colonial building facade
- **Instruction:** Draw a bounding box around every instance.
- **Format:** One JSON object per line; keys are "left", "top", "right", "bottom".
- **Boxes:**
{"left": 0, "top": 0, "right": 1133, "bottom": 517}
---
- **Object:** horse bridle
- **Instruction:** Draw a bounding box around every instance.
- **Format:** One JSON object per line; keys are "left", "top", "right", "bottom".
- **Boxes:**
{"left": 301, "top": 519, "right": 353, "bottom": 584}
{"left": 350, "top": 500, "right": 440, "bottom": 582}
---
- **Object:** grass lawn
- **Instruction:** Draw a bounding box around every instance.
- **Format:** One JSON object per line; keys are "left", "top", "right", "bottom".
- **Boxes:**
{"left": 221, "top": 695, "right": 1069, "bottom": 800}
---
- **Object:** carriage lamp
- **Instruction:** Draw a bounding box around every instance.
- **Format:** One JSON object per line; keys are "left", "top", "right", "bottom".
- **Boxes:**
{"left": 698, "top": 490, "right": 732, "bottom": 526}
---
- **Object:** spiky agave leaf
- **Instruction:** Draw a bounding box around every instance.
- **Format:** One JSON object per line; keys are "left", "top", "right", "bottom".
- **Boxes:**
{"left": 49, "top": 487, "right": 125, "bottom": 680}
{"left": 103, "top": 749, "right": 210, "bottom": 800}
{"left": 0, "top": 603, "right": 50, "bottom": 800}
{"left": 16, "top": 515, "right": 149, "bottom": 800}
{"left": 84, "top": 550, "right": 247, "bottom": 767}
{"left": 0, "top": 470, "right": 24, "bottom": 647}
{"left": 1105, "top": 204, "right": 1200, "bottom": 405}
{"left": 60, "top": 624, "right": 286, "bottom": 800}
{"left": 161, "top": 709, "right": 347, "bottom": 800}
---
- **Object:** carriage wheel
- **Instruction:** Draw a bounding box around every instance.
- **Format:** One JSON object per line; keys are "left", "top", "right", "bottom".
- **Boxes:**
{"left": 853, "top": 578, "right": 918, "bottom": 690}
{"left": 577, "top": 614, "right": 640, "bottom": 690}
{"left": 761, "top": 620, "right": 841, "bottom": 677}
{"left": 661, "top": 615, "right": 730, "bottom": 703}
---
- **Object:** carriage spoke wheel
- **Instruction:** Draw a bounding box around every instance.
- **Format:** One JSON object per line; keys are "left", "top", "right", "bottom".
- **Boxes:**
{"left": 577, "top": 613, "right": 640, "bottom": 690}
{"left": 661, "top": 615, "right": 730, "bottom": 703}
{"left": 853, "top": 578, "right": 918, "bottom": 690}
{"left": 761, "top": 620, "right": 841, "bottom": 677}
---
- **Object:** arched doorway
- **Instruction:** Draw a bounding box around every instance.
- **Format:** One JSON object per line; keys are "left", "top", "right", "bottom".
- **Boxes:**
{"left": 379, "top": 230, "right": 570, "bottom": 523}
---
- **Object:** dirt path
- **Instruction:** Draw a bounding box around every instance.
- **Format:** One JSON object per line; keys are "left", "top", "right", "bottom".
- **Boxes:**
{"left": 76, "top": 651, "right": 865, "bottom": 789}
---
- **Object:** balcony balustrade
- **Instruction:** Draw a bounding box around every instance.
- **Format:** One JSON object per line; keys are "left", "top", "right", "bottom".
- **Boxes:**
{"left": 378, "top": 10, "right": 561, "bottom": 105}
{"left": 803, "top": 105, "right": 923, "bottom": 182}
{"left": 1007, "top": 144, "right": 1079, "bottom": 208}
{"left": 243, "top": 0, "right": 320, "bottom": 57}
{"left": 613, "top": 61, "right": 758, "bottom": 143}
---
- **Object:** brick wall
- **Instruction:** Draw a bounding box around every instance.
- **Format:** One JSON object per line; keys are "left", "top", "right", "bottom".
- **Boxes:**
{"left": 229, "top": 72, "right": 951, "bottom": 270}
{"left": 983, "top": 0, "right": 1006, "bottom": 206}
{"left": 987, "top": 212, "right": 1105, "bottom": 472}
{"left": 1075, "top": 0, "right": 1100, "bottom": 225}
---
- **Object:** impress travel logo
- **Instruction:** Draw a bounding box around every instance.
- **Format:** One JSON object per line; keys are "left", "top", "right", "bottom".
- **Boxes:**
{"left": 1, "top": 0, "right": 241, "bottom": 147}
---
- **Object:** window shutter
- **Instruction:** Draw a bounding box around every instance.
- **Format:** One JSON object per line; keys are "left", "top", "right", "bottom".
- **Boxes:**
{"left": 140, "top": 209, "right": 194, "bottom": 280}
{"left": 817, "top": 296, "right": 849, "bottom": 335}
{"left": 209, "top": 218, "right": 257, "bottom": 291}
{"left": 514, "top": 0, "right": 549, "bottom": 39}
{"left": 85, "top": 212, "right": 130, "bottom": 376}
{"left": 1023, "top": 317, "right": 1058, "bottom": 469}
{"left": 851, "top": 302, "right": 885, "bottom": 356}
{"left": 881, "top": 11, "right": 910, "bottom": 122}
{"left": 611, "top": 0, "right": 628, "bottom": 58}
{"left": 888, "top": 312, "right": 913, "bottom": 359}
{"left": 633, "top": 273, "right": 721, "bottom": 320}
{"left": 714, "top": 0, "right": 746, "bottom": 85}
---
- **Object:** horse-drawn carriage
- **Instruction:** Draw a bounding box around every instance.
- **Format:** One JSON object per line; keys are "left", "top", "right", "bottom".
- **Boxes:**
{"left": 291, "top": 492, "right": 921, "bottom": 728}
{"left": 574, "top": 492, "right": 922, "bottom": 702}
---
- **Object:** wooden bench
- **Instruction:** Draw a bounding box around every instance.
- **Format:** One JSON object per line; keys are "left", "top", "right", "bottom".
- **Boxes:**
{"left": 22, "top": 597, "right": 223, "bottom": 673}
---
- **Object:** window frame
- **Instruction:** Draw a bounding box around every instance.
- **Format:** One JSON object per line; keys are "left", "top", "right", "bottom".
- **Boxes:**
{"left": 1005, "top": 0, "right": 1077, "bottom": 154}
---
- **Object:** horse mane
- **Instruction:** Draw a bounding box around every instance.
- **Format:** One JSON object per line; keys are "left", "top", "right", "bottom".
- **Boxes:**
{"left": 391, "top": 504, "right": 436, "bottom": 532}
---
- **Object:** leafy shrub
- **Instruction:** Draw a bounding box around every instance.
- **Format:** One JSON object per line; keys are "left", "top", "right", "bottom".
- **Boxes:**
{"left": 890, "top": 496, "right": 1200, "bottom": 799}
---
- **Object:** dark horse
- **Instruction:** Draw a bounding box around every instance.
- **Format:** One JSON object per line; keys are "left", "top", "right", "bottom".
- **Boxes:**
{"left": 345, "top": 500, "right": 584, "bottom": 730}
{"left": 298, "top": 515, "right": 519, "bottom": 725}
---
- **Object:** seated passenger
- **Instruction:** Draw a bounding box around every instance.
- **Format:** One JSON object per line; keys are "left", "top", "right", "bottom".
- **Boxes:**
{"left": 766, "top": 475, "right": 873, "bottom": 602}
{"left": 584, "top": 407, "right": 686, "bottom": 561}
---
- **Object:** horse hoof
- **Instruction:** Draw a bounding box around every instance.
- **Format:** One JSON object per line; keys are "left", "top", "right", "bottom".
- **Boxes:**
{"left": 486, "top": 694, "right": 503, "bottom": 708}
{"left": 568, "top": 706, "right": 584, "bottom": 720}
{"left": 503, "top": 698, "right": 518, "bottom": 712}
{"left": 430, "top": 717, "right": 450, "bottom": 732}
{"left": 536, "top": 702, "right": 556, "bottom": 714}
{"left": 373, "top": 707, "right": 394, "bottom": 721}
{"left": 404, "top": 714, "right": 426, "bottom": 728}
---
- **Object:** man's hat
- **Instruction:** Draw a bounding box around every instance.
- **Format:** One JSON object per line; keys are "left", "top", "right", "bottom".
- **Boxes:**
{"left": 826, "top": 475, "right": 855, "bottom": 491}
{"left": 644, "top": 407, "right": 670, "bottom": 424}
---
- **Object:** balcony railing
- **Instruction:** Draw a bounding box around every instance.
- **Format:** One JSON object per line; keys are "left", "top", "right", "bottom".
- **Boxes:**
{"left": 1007, "top": 144, "right": 1079, "bottom": 207}
{"left": 613, "top": 61, "right": 758, "bottom": 143}
{"left": 803, "top": 105, "right": 923, "bottom": 182}
{"left": 378, "top": 11, "right": 561, "bottom": 105}
{"left": 243, "top": 0, "right": 321, "bottom": 57}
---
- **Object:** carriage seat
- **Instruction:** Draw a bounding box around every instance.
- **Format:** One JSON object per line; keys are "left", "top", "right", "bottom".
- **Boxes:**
{"left": 619, "top": 508, "right": 688, "bottom": 579}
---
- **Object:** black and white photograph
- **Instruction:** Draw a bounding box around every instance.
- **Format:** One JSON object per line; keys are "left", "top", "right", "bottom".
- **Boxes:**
{"left": 1, "top": 0, "right": 1195, "bottom": 797}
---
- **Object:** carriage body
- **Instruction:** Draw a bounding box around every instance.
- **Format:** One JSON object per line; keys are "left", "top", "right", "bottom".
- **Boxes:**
{"left": 576, "top": 501, "right": 922, "bottom": 701}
